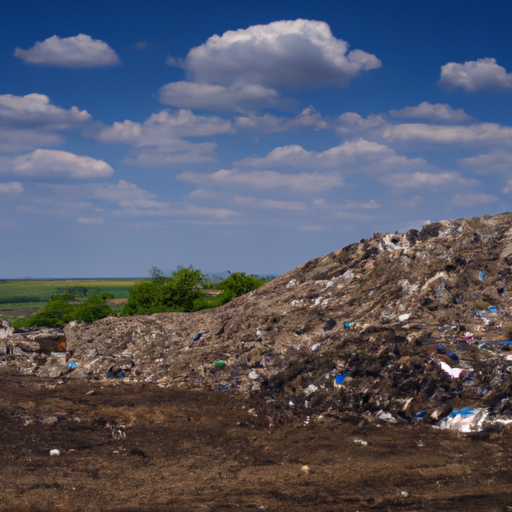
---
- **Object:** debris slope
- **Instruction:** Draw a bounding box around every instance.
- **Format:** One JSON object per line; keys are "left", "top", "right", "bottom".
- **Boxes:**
{"left": 5, "top": 212, "right": 512, "bottom": 425}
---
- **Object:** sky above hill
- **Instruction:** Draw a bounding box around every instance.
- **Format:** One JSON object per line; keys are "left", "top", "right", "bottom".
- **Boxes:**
{"left": 2, "top": 0, "right": 512, "bottom": 277}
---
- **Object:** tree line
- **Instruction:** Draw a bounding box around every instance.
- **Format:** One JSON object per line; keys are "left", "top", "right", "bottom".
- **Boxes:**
{"left": 13, "top": 267, "right": 269, "bottom": 328}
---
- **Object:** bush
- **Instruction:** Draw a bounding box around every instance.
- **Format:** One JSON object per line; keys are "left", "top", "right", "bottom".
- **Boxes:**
{"left": 24, "top": 293, "right": 115, "bottom": 328}
{"left": 216, "top": 272, "right": 265, "bottom": 297}
{"left": 73, "top": 295, "right": 115, "bottom": 323}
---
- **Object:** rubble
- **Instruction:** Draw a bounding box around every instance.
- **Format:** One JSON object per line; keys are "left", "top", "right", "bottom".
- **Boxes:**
{"left": 6, "top": 212, "right": 512, "bottom": 429}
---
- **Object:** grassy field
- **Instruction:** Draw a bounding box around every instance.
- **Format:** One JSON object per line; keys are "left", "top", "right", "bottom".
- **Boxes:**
{"left": 0, "top": 279, "right": 140, "bottom": 312}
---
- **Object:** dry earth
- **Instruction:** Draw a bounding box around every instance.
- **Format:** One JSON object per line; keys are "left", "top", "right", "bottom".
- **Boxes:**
{"left": 2, "top": 369, "right": 512, "bottom": 512}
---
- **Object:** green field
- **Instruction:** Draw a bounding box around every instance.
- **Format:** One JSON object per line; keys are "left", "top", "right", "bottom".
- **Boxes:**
{"left": 0, "top": 279, "right": 140, "bottom": 312}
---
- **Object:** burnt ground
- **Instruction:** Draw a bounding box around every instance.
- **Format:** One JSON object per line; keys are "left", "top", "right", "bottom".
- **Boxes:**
{"left": 2, "top": 369, "right": 512, "bottom": 512}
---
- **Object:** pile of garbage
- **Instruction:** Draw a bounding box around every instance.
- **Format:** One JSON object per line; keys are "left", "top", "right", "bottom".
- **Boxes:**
{"left": 5, "top": 212, "right": 512, "bottom": 430}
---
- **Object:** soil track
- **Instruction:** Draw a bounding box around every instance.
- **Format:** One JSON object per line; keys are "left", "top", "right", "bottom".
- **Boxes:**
{"left": 2, "top": 369, "right": 512, "bottom": 512}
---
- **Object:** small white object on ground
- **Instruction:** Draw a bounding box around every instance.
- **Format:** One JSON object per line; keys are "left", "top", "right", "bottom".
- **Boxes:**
{"left": 49, "top": 449, "right": 61, "bottom": 456}
{"left": 439, "top": 361, "right": 465, "bottom": 379}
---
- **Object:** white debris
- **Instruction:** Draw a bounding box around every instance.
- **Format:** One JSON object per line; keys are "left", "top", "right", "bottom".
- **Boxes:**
{"left": 439, "top": 361, "right": 465, "bottom": 379}
{"left": 311, "top": 343, "right": 321, "bottom": 352}
{"left": 286, "top": 279, "right": 298, "bottom": 289}
{"left": 249, "top": 370, "right": 259, "bottom": 380}
{"left": 398, "top": 313, "right": 411, "bottom": 322}
{"left": 439, "top": 408, "right": 489, "bottom": 432}
{"left": 304, "top": 384, "right": 318, "bottom": 396}
{"left": 353, "top": 439, "right": 368, "bottom": 446}
{"left": 376, "top": 410, "right": 396, "bottom": 423}
{"left": 49, "top": 449, "right": 61, "bottom": 456}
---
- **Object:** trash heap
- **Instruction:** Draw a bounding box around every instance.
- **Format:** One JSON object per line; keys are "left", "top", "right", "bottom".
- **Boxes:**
{"left": 5, "top": 212, "right": 512, "bottom": 429}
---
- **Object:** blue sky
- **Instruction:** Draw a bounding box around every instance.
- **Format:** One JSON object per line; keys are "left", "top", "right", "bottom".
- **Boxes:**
{"left": 2, "top": 0, "right": 512, "bottom": 277}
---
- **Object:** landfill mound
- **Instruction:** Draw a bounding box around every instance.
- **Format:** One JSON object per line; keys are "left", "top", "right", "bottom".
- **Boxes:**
{"left": 5, "top": 212, "right": 512, "bottom": 427}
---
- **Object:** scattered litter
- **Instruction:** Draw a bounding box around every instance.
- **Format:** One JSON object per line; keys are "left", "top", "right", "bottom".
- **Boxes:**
{"left": 478, "top": 271, "right": 488, "bottom": 281}
{"left": 488, "top": 305, "right": 498, "bottom": 313}
{"left": 304, "top": 384, "right": 318, "bottom": 396}
{"left": 353, "top": 439, "right": 368, "bottom": 446}
{"left": 439, "top": 407, "right": 489, "bottom": 432}
{"left": 249, "top": 370, "right": 259, "bottom": 380}
{"left": 439, "top": 361, "right": 465, "bottom": 379}
{"left": 311, "top": 343, "right": 321, "bottom": 351}
{"left": 214, "top": 360, "right": 226, "bottom": 369}
{"left": 376, "top": 410, "right": 396, "bottom": 423}
{"left": 67, "top": 362, "right": 79, "bottom": 368}
{"left": 85, "top": 390, "right": 95, "bottom": 396}
{"left": 333, "top": 373, "right": 348, "bottom": 388}
{"left": 398, "top": 313, "right": 411, "bottom": 322}
{"left": 301, "top": 465, "right": 310, "bottom": 474}
{"left": 343, "top": 321, "right": 351, "bottom": 328}
{"left": 49, "top": 449, "right": 61, "bottom": 456}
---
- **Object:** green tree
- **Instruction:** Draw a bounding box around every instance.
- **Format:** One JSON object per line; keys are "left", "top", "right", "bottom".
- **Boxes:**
{"left": 216, "top": 272, "right": 265, "bottom": 297}
{"left": 74, "top": 295, "right": 115, "bottom": 323}
{"left": 161, "top": 267, "right": 206, "bottom": 311}
{"left": 28, "top": 298, "right": 76, "bottom": 328}
{"left": 122, "top": 280, "right": 164, "bottom": 315}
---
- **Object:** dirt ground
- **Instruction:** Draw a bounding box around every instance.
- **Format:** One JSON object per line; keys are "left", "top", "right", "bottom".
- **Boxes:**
{"left": 2, "top": 369, "right": 512, "bottom": 512}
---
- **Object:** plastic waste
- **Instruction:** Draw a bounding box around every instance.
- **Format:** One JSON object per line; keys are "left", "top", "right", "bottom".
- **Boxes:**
{"left": 215, "top": 384, "right": 229, "bottom": 391}
{"left": 311, "top": 343, "right": 321, "bottom": 351}
{"left": 439, "top": 361, "right": 465, "bottom": 379}
{"left": 353, "top": 439, "right": 368, "bottom": 446}
{"left": 376, "top": 410, "right": 396, "bottom": 423}
{"left": 446, "top": 350, "right": 459, "bottom": 362}
{"left": 343, "top": 321, "right": 351, "bottom": 328}
{"left": 334, "top": 373, "right": 348, "bottom": 387}
{"left": 436, "top": 343, "right": 447, "bottom": 354}
{"left": 214, "top": 360, "right": 226, "bottom": 369}
{"left": 49, "top": 449, "right": 61, "bottom": 456}
{"left": 67, "top": 362, "right": 79, "bottom": 368}
{"left": 399, "top": 313, "right": 411, "bottom": 322}
{"left": 478, "top": 271, "right": 488, "bottom": 280}
{"left": 192, "top": 332, "right": 203, "bottom": 341}
{"left": 439, "top": 407, "right": 489, "bottom": 432}
{"left": 248, "top": 370, "right": 259, "bottom": 380}
{"left": 488, "top": 305, "right": 498, "bottom": 313}
{"left": 304, "top": 383, "right": 318, "bottom": 396}
{"left": 416, "top": 411, "right": 426, "bottom": 421}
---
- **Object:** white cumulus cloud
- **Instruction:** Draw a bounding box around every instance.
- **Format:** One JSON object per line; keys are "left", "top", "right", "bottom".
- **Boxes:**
{"left": 235, "top": 107, "right": 328, "bottom": 132}
{"left": 10, "top": 149, "right": 114, "bottom": 178}
{"left": 390, "top": 102, "right": 472, "bottom": 122}
{"left": 0, "top": 93, "right": 90, "bottom": 126}
{"left": 159, "top": 82, "right": 283, "bottom": 113}
{"left": 439, "top": 58, "right": 512, "bottom": 91}
{"left": 14, "top": 34, "right": 120, "bottom": 67}
{"left": 169, "top": 19, "right": 381, "bottom": 89}
{"left": 96, "top": 109, "right": 232, "bottom": 167}
{"left": 238, "top": 139, "right": 428, "bottom": 174}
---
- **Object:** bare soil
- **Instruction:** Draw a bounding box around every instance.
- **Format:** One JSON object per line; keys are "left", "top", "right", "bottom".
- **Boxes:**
{"left": 2, "top": 368, "right": 512, "bottom": 512}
